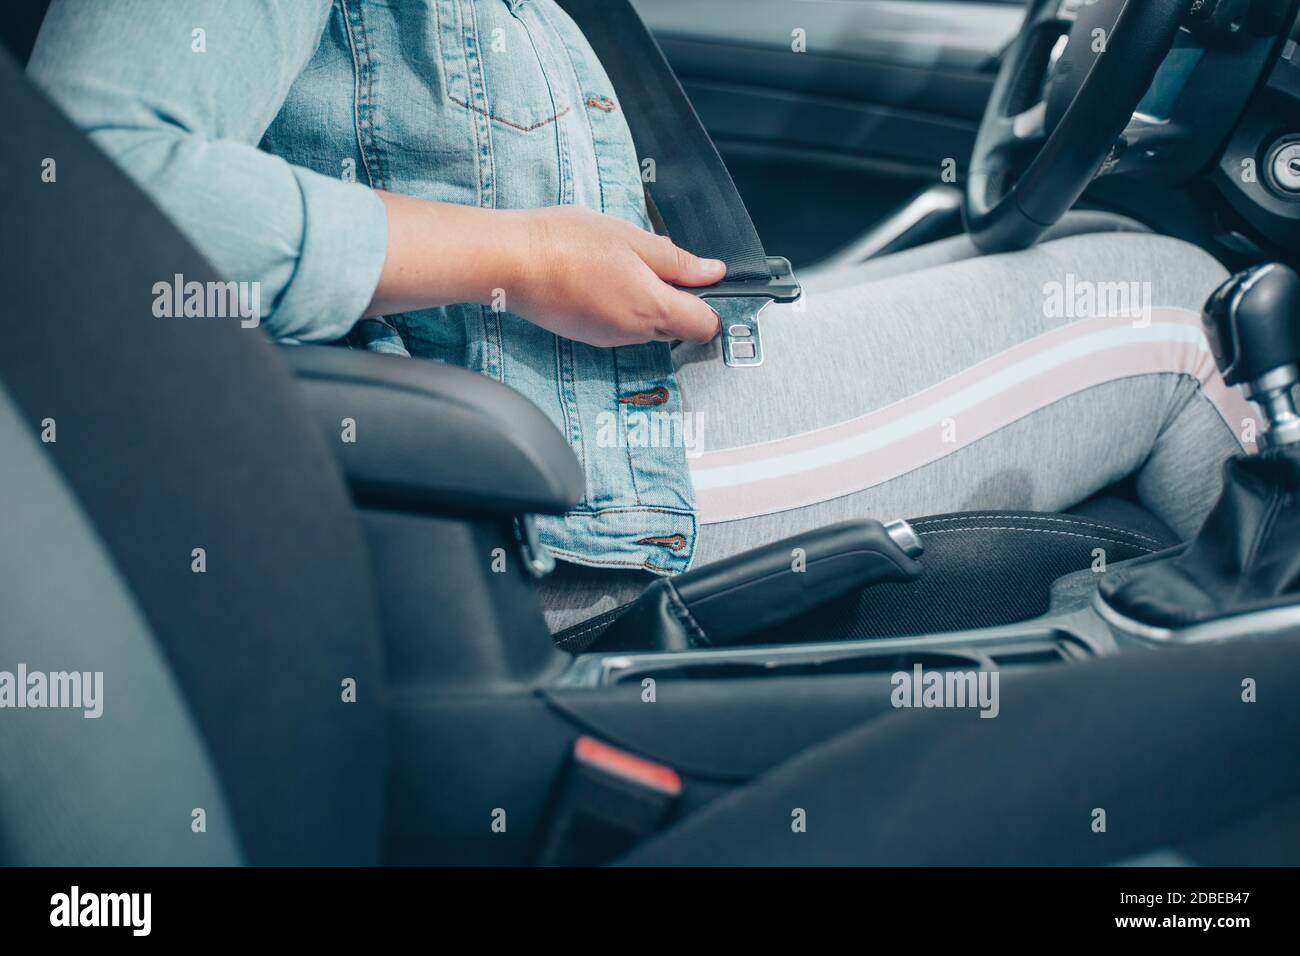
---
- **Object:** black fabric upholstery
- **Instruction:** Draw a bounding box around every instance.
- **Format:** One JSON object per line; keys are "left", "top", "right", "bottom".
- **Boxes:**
{"left": 0, "top": 0, "right": 49, "bottom": 67}
{"left": 554, "top": 510, "right": 1177, "bottom": 653}
{"left": 1066, "top": 489, "right": 1180, "bottom": 546}
{"left": 813, "top": 511, "right": 1173, "bottom": 638}
{"left": 617, "top": 626, "right": 1300, "bottom": 865}
{"left": 0, "top": 53, "right": 385, "bottom": 864}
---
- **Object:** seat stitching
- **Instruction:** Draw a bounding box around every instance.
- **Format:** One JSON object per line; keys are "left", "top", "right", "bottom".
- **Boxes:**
{"left": 554, "top": 614, "right": 620, "bottom": 648}
{"left": 912, "top": 513, "right": 1162, "bottom": 543}
{"left": 912, "top": 514, "right": 1165, "bottom": 547}
{"left": 916, "top": 526, "right": 1156, "bottom": 552}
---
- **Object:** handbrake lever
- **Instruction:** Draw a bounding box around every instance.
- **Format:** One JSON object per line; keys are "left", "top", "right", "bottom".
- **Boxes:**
{"left": 590, "top": 518, "right": 924, "bottom": 653}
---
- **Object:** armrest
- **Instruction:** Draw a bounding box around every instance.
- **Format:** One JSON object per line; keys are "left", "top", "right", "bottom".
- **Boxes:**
{"left": 283, "top": 345, "right": 583, "bottom": 517}
{"left": 592, "top": 519, "right": 925, "bottom": 652}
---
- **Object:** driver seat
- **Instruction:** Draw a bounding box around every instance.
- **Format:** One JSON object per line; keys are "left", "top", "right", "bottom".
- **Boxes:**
{"left": 0, "top": 48, "right": 384, "bottom": 864}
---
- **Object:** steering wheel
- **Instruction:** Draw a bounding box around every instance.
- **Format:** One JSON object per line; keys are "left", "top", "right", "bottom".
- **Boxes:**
{"left": 964, "top": 0, "right": 1191, "bottom": 253}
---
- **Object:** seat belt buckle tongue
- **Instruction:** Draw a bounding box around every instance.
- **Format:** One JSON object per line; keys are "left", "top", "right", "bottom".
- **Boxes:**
{"left": 712, "top": 296, "right": 771, "bottom": 367}
{"left": 683, "top": 256, "right": 800, "bottom": 369}
{"left": 535, "top": 735, "right": 682, "bottom": 866}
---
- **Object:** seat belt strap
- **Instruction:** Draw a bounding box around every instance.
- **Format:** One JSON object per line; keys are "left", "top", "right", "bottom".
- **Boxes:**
{"left": 557, "top": 0, "right": 800, "bottom": 366}
{"left": 556, "top": 0, "right": 770, "bottom": 280}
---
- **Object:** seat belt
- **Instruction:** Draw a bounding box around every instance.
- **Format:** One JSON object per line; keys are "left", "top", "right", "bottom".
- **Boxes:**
{"left": 556, "top": 0, "right": 800, "bottom": 367}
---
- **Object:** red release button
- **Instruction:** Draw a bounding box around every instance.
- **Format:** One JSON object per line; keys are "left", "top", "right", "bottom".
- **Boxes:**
{"left": 573, "top": 735, "right": 683, "bottom": 796}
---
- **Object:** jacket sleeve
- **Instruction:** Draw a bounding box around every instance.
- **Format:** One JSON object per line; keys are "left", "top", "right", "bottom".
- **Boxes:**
{"left": 28, "top": 0, "right": 390, "bottom": 342}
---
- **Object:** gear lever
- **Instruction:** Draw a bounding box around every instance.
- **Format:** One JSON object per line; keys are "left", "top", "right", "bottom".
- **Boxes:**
{"left": 1096, "top": 262, "right": 1300, "bottom": 642}
{"left": 1202, "top": 262, "right": 1300, "bottom": 448}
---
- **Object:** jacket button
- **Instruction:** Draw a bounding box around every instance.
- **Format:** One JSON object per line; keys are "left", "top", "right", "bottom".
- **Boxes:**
{"left": 637, "top": 534, "right": 689, "bottom": 552}
{"left": 618, "top": 386, "right": 669, "bottom": 406}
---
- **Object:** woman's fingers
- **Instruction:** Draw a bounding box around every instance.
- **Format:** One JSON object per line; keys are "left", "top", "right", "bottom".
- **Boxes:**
{"left": 616, "top": 227, "right": 722, "bottom": 343}
{"left": 507, "top": 208, "right": 727, "bottom": 347}
{"left": 630, "top": 229, "right": 727, "bottom": 286}
{"left": 654, "top": 285, "right": 721, "bottom": 344}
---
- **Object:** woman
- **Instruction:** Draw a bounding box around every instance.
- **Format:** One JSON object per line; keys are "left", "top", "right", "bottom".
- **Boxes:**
{"left": 30, "top": 0, "right": 1251, "bottom": 631}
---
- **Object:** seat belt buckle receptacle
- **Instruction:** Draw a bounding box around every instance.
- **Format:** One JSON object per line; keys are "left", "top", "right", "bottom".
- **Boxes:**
{"left": 535, "top": 735, "right": 682, "bottom": 866}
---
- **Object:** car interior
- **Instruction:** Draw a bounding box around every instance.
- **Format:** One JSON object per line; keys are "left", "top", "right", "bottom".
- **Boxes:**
{"left": 3, "top": 0, "right": 1300, "bottom": 868}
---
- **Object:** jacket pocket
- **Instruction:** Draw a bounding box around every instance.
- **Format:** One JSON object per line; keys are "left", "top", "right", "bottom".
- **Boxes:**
{"left": 434, "top": 0, "right": 569, "bottom": 133}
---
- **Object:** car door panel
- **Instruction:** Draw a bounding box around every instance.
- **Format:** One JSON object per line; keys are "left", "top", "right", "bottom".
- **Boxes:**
{"left": 634, "top": 0, "right": 1026, "bottom": 265}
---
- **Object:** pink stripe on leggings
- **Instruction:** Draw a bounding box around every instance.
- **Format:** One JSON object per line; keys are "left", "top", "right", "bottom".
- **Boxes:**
{"left": 691, "top": 309, "right": 1258, "bottom": 524}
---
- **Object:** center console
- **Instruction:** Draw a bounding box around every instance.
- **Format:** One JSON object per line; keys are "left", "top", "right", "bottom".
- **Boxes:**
{"left": 279, "top": 261, "right": 1300, "bottom": 864}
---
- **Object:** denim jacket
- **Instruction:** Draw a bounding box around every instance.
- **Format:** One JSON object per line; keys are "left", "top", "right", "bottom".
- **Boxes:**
{"left": 31, "top": 0, "right": 697, "bottom": 574}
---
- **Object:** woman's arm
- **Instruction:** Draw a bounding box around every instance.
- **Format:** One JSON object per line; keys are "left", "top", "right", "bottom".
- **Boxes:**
{"left": 31, "top": 0, "right": 723, "bottom": 349}
{"left": 368, "top": 193, "right": 724, "bottom": 346}
{"left": 29, "top": 0, "right": 384, "bottom": 344}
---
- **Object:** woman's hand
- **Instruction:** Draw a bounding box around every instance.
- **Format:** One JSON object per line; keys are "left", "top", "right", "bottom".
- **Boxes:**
{"left": 509, "top": 205, "right": 725, "bottom": 347}
{"left": 366, "top": 193, "right": 725, "bottom": 348}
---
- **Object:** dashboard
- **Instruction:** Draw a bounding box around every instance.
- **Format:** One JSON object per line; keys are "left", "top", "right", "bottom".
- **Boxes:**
{"left": 636, "top": 0, "right": 1300, "bottom": 268}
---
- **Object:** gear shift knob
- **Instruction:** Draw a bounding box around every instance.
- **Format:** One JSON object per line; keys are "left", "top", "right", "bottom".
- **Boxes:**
{"left": 1203, "top": 262, "right": 1300, "bottom": 448}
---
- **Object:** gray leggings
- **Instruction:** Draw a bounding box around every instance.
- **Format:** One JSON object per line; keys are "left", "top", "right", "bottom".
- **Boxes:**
{"left": 540, "top": 229, "right": 1253, "bottom": 631}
